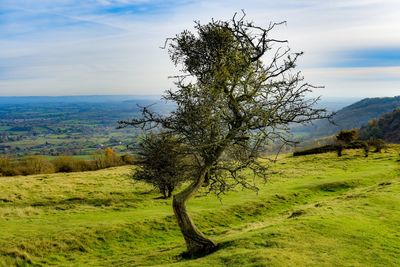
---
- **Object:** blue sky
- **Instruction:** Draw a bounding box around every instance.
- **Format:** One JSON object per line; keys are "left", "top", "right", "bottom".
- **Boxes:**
{"left": 1, "top": 0, "right": 400, "bottom": 97}
{"left": 332, "top": 48, "right": 400, "bottom": 68}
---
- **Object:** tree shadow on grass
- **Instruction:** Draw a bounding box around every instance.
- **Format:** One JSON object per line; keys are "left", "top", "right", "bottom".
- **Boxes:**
{"left": 179, "top": 244, "right": 221, "bottom": 260}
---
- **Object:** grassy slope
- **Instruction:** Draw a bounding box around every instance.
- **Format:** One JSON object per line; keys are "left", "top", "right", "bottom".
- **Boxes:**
{"left": 0, "top": 146, "right": 399, "bottom": 266}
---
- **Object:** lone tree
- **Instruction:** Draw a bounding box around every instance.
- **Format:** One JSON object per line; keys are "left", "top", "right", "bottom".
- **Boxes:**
{"left": 336, "top": 129, "right": 358, "bottom": 144}
{"left": 119, "top": 12, "right": 328, "bottom": 256}
{"left": 133, "top": 133, "right": 190, "bottom": 198}
{"left": 335, "top": 129, "right": 358, "bottom": 157}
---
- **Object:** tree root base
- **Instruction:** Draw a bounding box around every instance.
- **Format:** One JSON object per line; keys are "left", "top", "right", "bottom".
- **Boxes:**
{"left": 181, "top": 244, "right": 219, "bottom": 259}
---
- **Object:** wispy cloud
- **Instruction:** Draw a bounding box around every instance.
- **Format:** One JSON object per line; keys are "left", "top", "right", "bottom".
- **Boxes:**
{"left": 0, "top": 0, "right": 399, "bottom": 97}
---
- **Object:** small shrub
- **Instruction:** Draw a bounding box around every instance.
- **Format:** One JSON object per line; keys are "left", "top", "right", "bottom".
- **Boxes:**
{"left": 20, "top": 156, "right": 55, "bottom": 175}
{"left": 92, "top": 148, "right": 123, "bottom": 169}
{"left": 134, "top": 134, "right": 191, "bottom": 198}
{"left": 336, "top": 129, "right": 358, "bottom": 144}
{"left": 368, "top": 139, "right": 386, "bottom": 153}
{"left": 121, "top": 154, "right": 135, "bottom": 165}
{"left": 104, "top": 148, "right": 123, "bottom": 167}
{"left": 52, "top": 156, "right": 79, "bottom": 172}
{"left": 0, "top": 156, "right": 19, "bottom": 176}
{"left": 75, "top": 159, "right": 96, "bottom": 172}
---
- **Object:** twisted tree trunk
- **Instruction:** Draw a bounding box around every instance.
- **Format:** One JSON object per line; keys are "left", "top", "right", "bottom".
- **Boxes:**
{"left": 173, "top": 136, "right": 234, "bottom": 256}
{"left": 172, "top": 167, "right": 217, "bottom": 256}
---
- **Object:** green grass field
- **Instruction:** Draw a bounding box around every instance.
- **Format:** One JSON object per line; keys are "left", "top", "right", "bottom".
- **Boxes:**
{"left": 1, "top": 146, "right": 399, "bottom": 266}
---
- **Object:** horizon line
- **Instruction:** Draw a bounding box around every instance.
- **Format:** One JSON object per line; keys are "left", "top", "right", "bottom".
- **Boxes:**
{"left": 0, "top": 94, "right": 162, "bottom": 98}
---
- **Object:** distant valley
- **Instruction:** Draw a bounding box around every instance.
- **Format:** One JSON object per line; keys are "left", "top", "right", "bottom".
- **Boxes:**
{"left": 0, "top": 95, "right": 172, "bottom": 156}
{"left": 0, "top": 95, "right": 399, "bottom": 157}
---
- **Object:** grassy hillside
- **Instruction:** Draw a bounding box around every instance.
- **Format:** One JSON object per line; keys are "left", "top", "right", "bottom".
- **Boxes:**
{"left": 295, "top": 96, "right": 400, "bottom": 138}
{"left": 1, "top": 146, "right": 399, "bottom": 266}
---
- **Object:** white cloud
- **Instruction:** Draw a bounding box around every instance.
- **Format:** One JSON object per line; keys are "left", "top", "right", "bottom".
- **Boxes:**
{"left": 304, "top": 67, "right": 400, "bottom": 97}
{"left": 0, "top": 0, "right": 400, "bottom": 97}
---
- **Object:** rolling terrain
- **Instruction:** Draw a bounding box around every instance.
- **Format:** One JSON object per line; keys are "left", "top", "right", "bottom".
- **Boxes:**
{"left": 295, "top": 96, "right": 400, "bottom": 139}
{"left": 1, "top": 146, "right": 399, "bottom": 266}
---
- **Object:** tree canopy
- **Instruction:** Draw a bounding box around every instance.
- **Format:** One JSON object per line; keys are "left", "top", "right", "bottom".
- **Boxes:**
{"left": 120, "top": 11, "right": 328, "bottom": 256}
{"left": 336, "top": 129, "right": 358, "bottom": 144}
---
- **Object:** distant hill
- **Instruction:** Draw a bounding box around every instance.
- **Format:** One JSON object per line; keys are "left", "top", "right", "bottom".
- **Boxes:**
{"left": 311, "top": 97, "right": 362, "bottom": 112}
{"left": 294, "top": 96, "right": 400, "bottom": 138}
{"left": 359, "top": 109, "right": 400, "bottom": 143}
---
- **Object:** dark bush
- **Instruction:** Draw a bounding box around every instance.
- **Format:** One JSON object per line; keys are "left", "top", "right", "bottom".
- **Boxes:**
{"left": 293, "top": 144, "right": 338, "bottom": 156}
{"left": 121, "top": 154, "right": 135, "bottom": 165}
{"left": 52, "top": 156, "right": 79, "bottom": 172}
{"left": 293, "top": 140, "right": 367, "bottom": 157}
{"left": 75, "top": 159, "right": 96, "bottom": 172}
{"left": 367, "top": 139, "right": 386, "bottom": 152}
{"left": 336, "top": 129, "right": 358, "bottom": 144}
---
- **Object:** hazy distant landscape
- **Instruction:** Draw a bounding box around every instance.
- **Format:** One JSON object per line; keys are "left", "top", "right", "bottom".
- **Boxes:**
{"left": 0, "top": 95, "right": 350, "bottom": 156}
{"left": 2, "top": 95, "right": 399, "bottom": 157}
{"left": 0, "top": 96, "right": 172, "bottom": 156}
